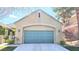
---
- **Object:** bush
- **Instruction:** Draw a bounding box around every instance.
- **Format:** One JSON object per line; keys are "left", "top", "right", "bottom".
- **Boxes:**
{"left": 60, "top": 41, "right": 65, "bottom": 45}
{"left": 0, "top": 26, "right": 5, "bottom": 35}
{"left": 5, "top": 39, "right": 15, "bottom": 44}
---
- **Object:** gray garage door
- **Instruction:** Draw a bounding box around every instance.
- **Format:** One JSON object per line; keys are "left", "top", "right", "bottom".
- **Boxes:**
{"left": 24, "top": 31, "right": 54, "bottom": 43}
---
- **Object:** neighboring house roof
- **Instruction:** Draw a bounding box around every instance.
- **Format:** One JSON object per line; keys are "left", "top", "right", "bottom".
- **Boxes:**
{"left": 0, "top": 22, "right": 8, "bottom": 27}
{"left": 7, "top": 24, "right": 16, "bottom": 29}
{"left": 14, "top": 9, "right": 62, "bottom": 24}
{"left": 0, "top": 22, "right": 15, "bottom": 29}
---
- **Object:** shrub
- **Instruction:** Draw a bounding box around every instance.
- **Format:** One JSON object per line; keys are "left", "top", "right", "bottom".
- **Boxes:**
{"left": 5, "top": 39, "right": 15, "bottom": 44}
{"left": 60, "top": 40, "right": 65, "bottom": 45}
{"left": 0, "top": 26, "right": 5, "bottom": 35}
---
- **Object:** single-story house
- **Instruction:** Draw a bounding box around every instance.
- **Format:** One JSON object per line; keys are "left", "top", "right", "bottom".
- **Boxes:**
{"left": 15, "top": 10, "right": 62, "bottom": 44}
{"left": 0, "top": 24, "right": 15, "bottom": 44}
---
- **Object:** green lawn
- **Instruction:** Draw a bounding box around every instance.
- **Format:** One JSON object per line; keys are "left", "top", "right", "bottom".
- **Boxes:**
{"left": 60, "top": 41, "right": 79, "bottom": 51}
{"left": 0, "top": 46, "right": 17, "bottom": 51}
{"left": 63, "top": 45, "right": 79, "bottom": 51}
{"left": 0, "top": 46, "right": 7, "bottom": 49}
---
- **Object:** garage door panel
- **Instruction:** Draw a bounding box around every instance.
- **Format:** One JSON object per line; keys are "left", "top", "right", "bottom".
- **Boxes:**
{"left": 24, "top": 31, "right": 54, "bottom": 43}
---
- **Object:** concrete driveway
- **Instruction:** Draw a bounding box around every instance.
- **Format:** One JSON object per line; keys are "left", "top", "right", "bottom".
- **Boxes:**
{"left": 14, "top": 44, "right": 68, "bottom": 51}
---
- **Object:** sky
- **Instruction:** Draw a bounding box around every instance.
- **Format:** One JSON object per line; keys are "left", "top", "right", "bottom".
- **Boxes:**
{"left": 0, "top": 7, "right": 57, "bottom": 24}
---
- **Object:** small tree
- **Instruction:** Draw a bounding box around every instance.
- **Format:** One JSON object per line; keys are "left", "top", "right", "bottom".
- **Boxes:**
{"left": 0, "top": 26, "right": 5, "bottom": 35}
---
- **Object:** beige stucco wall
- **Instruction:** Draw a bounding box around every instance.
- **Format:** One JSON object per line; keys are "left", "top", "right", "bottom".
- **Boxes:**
{"left": 15, "top": 10, "right": 62, "bottom": 44}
